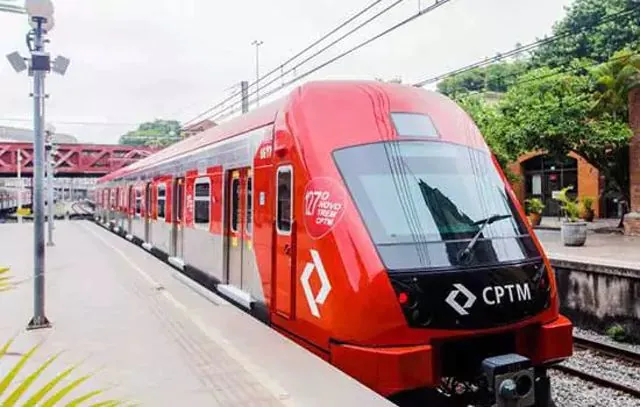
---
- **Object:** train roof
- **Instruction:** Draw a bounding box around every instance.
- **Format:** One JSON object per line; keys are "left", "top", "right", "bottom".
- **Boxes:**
{"left": 98, "top": 80, "right": 485, "bottom": 184}
{"left": 98, "top": 96, "right": 285, "bottom": 183}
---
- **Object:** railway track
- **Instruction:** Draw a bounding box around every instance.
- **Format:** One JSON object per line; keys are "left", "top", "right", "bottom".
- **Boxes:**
{"left": 70, "top": 201, "right": 93, "bottom": 218}
{"left": 572, "top": 335, "right": 640, "bottom": 365}
{"left": 551, "top": 335, "right": 640, "bottom": 399}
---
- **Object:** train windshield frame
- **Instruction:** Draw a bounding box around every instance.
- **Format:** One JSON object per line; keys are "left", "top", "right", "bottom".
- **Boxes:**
{"left": 333, "top": 140, "right": 541, "bottom": 271}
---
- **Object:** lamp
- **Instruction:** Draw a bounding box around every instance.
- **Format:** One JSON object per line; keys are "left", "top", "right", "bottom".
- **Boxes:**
{"left": 24, "top": 0, "right": 53, "bottom": 19}
{"left": 6, "top": 51, "right": 27, "bottom": 72}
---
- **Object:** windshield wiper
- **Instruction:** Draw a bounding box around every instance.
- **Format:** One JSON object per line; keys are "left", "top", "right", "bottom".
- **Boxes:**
{"left": 458, "top": 214, "right": 512, "bottom": 261}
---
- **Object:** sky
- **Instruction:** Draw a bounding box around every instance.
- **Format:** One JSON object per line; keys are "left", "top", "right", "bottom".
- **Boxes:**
{"left": 0, "top": 0, "right": 573, "bottom": 144}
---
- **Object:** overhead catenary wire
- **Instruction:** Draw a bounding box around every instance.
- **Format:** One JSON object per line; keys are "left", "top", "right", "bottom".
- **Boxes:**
{"left": 412, "top": 4, "right": 640, "bottom": 87}
{"left": 182, "top": 3, "right": 640, "bottom": 128}
{"left": 0, "top": 118, "right": 141, "bottom": 126}
{"left": 209, "top": 0, "right": 455, "bottom": 123}
{"left": 459, "top": 50, "right": 640, "bottom": 101}
{"left": 182, "top": 0, "right": 402, "bottom": 127}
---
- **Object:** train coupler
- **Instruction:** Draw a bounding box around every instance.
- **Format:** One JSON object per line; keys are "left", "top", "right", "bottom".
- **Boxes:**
{"left": 482, "top": 354, "right": 535, "bottom": 407}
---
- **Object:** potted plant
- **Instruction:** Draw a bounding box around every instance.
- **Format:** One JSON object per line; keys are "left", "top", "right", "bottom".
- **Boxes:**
{"left": 554, "top": 186, "right": 587, "bottom": 246}
{"left": 580, "top": 196, "right": 595, "bottom": 222}
{"left": 525, "top": 198, "right": 545, "bottom": 226}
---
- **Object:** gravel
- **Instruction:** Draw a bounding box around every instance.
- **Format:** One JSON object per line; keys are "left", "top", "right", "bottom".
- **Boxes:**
{"left": 563, "top": 349, "right": 639, "bottom": 391}
{"left": 550, "top": 371, "right": 639, "bottom": 407}
{"left": 574, "top": 327, "right": 640, "bottom": 354}
{"left": 549, "top": 327, "right": 640, "bottom": 406}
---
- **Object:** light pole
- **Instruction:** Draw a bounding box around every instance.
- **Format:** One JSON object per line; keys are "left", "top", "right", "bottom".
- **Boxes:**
{"left": 16, "top": 148, "right": 23, "bottom": 224}
{"left": 45, "top": 123, "right": 55, "bottom": 246}
{"left": 251, "top": 40, "right": 263, "bottom": 107}
{"left": 5, "top": 0, "right": 70, "bottom": 330}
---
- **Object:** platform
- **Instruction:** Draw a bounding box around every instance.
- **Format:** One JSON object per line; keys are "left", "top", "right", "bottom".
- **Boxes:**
{"left": 0, "top": 221, "right": 394, "bottom": 406}
{"left": 535, "top": 229, "right": 640, "bottom": 271}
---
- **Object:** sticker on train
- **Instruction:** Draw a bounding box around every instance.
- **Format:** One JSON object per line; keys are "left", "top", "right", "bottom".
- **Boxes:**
{"left": 303, "top": 178, "right": 347, "bottom": 239}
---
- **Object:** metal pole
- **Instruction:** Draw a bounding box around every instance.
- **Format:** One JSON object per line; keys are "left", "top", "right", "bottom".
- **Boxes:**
{"left": 46, "top": 140, "right": 54, "bottom": 246}
{"left": 241, "top": 80, "right": 249, "bottom": 113}
{"left": 28, "top": 16, "right": 50, "bottom": 330}
{"left": 252, "top": 40, "right": 263, "bottom": 107}
{"left": 255, "top": 44, "right": 260, "bottom": 107}
{"left": 17, "top": 149, "right": 23, "bottom": 224}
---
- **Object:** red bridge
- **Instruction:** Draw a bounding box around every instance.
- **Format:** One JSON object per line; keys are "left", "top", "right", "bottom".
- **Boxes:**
{"left": 0, "top": 142, "right": 159, "bottom": 176}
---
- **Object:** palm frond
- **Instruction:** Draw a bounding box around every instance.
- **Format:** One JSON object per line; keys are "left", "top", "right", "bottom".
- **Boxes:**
{"left": 0, "top": 267, "right": 14, "bottom": 292}
{"left": 0, "top": 339, "right": 124, "bottom": 406}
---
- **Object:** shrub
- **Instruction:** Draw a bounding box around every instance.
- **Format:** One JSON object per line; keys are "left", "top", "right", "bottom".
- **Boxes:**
{"left": 554, "top": 186, "right": 581, "bottom": 222}
{"left": 525, "top": 198, "right": 545, "bottom": 214}
{"left": 606, "top": 324, "right": 628, "bottom": 343}
{"left": 581, "top": 196, "right": 595, "bottom": 211}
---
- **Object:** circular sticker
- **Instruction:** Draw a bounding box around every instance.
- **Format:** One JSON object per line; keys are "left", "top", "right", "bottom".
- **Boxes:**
{"left": 303, "top": 177, "right": 348, "bottom": 240}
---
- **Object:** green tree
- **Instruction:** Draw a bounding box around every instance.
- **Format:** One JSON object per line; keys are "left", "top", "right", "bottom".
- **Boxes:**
{"left": 533, "top": 0, "right": 640, "bottom": 68}
{"left": 590, "top": 48, "right": 640, "bottom": 221}
{"left": 437, "top": 61, "right": 529, "bottom": 97}
{"left": 490, "top": 65, "right": 633, "bottom": 203}
{"left": 455, "top": 94, "right": 519, "bottom": 183}
{"left": 591, "top": 48, "right": 640, "bottom": 120}
{"left": 119, "top": 119, "right": 182, "bottom": 147}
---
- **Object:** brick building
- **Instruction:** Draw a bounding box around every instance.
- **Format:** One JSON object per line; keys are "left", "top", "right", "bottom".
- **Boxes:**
{"left": 509, "top": 152, "right": 603, "bottom": 217}
{"left": 507, "top": 89, "right": 640, "bottom": 232}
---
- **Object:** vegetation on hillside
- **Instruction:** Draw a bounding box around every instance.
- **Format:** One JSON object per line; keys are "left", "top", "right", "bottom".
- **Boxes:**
{"left": 119, "top": 119, "right": 182, "bottom": 148}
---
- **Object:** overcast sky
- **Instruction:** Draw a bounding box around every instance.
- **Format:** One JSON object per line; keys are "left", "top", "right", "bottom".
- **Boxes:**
{"left": 0, "top": 0, "right": 573, "bottom": 144}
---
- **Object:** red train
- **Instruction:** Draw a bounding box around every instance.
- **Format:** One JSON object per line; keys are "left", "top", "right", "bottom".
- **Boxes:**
{"left": 96, "top": 81, "right": 573, "bottom": 406}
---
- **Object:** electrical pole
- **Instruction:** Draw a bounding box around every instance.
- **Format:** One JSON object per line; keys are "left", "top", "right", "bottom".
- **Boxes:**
{"left": 241, "top": 80, "right": 249, "bottom": 113}
{"left": 251, "top": 40, "right": 263, "bottom": 107}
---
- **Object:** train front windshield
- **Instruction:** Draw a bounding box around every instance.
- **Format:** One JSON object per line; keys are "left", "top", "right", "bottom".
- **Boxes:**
{"left": 333, "top": 141, "right": 541, "bottom": 271}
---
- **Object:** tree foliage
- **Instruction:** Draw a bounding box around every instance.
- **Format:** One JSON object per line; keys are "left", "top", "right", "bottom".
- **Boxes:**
{"left": 459, "top": 62, "right": 633, "bottom": 200}
{"left": 591, "top": 48, "right": 640, "bottom": 120}
{"left": 437, "top": 61, "right": 529, "bottom": 97}
{"left": 119, "top": 119, "right": 182, "bottom": 148}
{"left": 533, "top": 0, "right": 640, "bottom": 68}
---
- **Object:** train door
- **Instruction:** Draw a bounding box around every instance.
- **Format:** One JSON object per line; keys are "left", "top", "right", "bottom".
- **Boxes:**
{"left": 144, "top": 182, "right": 152, "bottom": 243}
{"left": 274, "top": 165, "right": 294, "bottom": 318}
{"left": 225, "top": 168, "right": 248, "bottom": 288}
{"left": 171, "top": 177, "right": 184, "bottom": 258}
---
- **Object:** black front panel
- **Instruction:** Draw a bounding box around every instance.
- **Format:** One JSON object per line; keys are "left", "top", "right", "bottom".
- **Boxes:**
{"left": 389, "top": 261, "right": 551, "bottom": 330}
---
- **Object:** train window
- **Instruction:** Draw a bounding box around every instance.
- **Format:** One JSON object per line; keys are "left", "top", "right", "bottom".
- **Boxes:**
{"left": 135, "top": 188, "right": 142, "bottom": 216}
{"left": 231, "top": 178, "right": 240, "bottom": 233}
{"left": 157, "top": 183, "right": 166, "bottom": 220}
{"left": 145, "top": 184, "right": 152, "bottom": 217}
{"left": 391, "top": 113, "right": 439, "bottom": 138}
{"left": 175, "top": 179, "right": 184, "bottom": 222}
{"left": 194, "top": 178, "right": 210, "bottom": 229}
{"left": 246, "top": 176, "right": 253, "bottom": 235}
{"left": 276, "top": 166, "right": 292, "bottom": 234}
{"left": 128, "top": 186, "right": 134, "bottom": 211}
{"left": 334, "top": 141, "right": 538, "bottom": 270}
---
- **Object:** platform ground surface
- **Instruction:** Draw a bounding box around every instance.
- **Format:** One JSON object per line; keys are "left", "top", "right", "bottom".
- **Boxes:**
{"left": 0, "top": 221, "right": 393, "bottom": 406}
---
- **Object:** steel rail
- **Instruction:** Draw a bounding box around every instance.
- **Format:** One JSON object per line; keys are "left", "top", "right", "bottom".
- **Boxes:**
{"left": 551, "top": 364, "right": 640, "bottom": 399}
{"left": 550, "top": 335, "right": 640, "bottom": 399}
{"left": 572, "top": 335, "right": 640, "bottom": 365}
